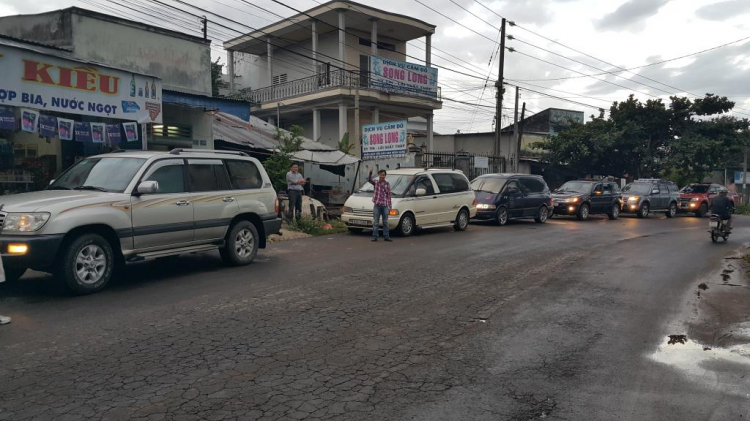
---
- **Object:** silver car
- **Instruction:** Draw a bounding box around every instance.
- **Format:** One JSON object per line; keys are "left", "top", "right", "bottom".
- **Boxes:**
{"left": 0, "top": 149, "right": 281, "bottom": 294}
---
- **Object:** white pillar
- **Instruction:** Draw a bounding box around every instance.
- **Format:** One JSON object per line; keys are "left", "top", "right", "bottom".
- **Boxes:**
{"left": 311, "top": 21, "right": 318, "bottom": 75}
{"left": 425, "top": 34, "right": 432, "bottom": 66}
{"left": 370, "top": 19, "right": 378, "bottom": 56}
{"left": 339, "top": 102, "right": 348, "bottom": 143}
{"left": 338, "top": 11, "right": 346, "bottom": 69}
{"left": 426, "top": 113, "right": 434, "bottom": 151}
{"left": 313, "top": 109, "right": 321, "bottom": 142}
{"left": 267, "top": 37, "right": 273, "bottom": 86}
{"left": 268, "top": 117, "right": 275, "bottom": 126}
{"left": 227, "top": 50, "right": 235, "bottom": 93}
{"left": 372, "top": 108, "right": 379, "bottom": 124}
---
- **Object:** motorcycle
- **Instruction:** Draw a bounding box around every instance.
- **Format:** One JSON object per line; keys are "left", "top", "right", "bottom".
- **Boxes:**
{"left": 709, "top": 214, "right": 731, "bottom": 243}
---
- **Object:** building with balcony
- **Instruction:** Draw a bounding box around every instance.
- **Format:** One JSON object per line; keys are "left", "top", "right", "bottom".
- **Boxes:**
{"left": 224, "top": 0, "right": 441, "bottom": 157}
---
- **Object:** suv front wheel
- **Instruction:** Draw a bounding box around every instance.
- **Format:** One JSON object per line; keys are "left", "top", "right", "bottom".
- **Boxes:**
{"left": 666, "top": 202, "right": 677, "bottom": 218}
{"left": 57, "top": 233, "right": 115, "bottom": 295}
{"left": 221, "top": 221, "right": 259, "bottom": 266}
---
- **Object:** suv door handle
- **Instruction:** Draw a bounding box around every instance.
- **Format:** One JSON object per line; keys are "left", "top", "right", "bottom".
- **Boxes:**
{"left": 175, "top": 200, "right": 191, "bottom": 206}
{"left": 222, "top": 197, "right": 236, "bottom": 203}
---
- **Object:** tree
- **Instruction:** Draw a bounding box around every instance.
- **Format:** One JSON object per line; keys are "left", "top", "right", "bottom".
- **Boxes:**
{"left": 338, "top": 132, "right": 354, "bottom": 154}
{"left": 211, "top": 57, "right": 224, "bottom": 97}
{"left": 264, "top": 125, "right": 305, "bottom": 192}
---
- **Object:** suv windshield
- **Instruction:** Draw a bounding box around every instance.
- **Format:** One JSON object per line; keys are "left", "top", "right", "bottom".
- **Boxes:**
{"left": 471, "top": 177, "right": 507, "bottom": 194}
{"left": 357, "top": 174, "right": 414, "bottom": 196}
{"left": 49, "top": 157, "right": 147, "bottom": 193}
{"left": 622, "top": 183, "right": 653, "bottom": 194}
{"left": 681, "top": 184, "right": 709, "bottom": 194}
{"left": 554, "top": 181, "right": 592, "bottom": 194}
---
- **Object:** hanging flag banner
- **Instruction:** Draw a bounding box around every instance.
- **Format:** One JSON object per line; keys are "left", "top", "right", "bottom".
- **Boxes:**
{"left": 123, "top": 122, "right": 138, "bottom": 142}
{"left": 0, "top": 106, "right": 15, "bottom": 130}
{"left": 362, "top": 120, "right": 407, "bottom": 157}
{"left": 0, "top": 44, "right": 163, "bottom": 123}
{"left": 91, "top": 123, "right": 105, "bottom": 143}
{"left": 58, "top": 118, "right": 74, "bottom": 140}
{"left": 21, "top": 108, "right": 39, "bottom": 133}
{"left": 74, "top": 122, "right": 91, "bottom": 142}
{"left": 39, "top": 115, "right": 57, "bottom": 137}
{"left": 106, "top": 124, "right": 121, "bottom": 145}
{"left": 370, "top": 56, "right": 438, "bottom": 99}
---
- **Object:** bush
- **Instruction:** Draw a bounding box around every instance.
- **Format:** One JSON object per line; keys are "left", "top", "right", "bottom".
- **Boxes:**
{"left": 288, "top": 217, "right": 348, "bottom": 236}
{"left": 735, "top": 204, "right": 750, "bottom": 215}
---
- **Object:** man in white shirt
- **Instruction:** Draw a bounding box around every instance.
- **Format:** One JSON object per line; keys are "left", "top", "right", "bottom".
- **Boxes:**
{"left": 286, "top": 163, "right": 306, "bottom": 221}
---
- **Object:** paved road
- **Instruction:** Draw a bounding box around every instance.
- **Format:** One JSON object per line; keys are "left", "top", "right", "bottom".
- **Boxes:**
{"left": 1, "top": 214, "right": 749, "bottom": 421}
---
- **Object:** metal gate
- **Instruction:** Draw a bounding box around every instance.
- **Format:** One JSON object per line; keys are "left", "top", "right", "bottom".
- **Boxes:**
{"left": 422, "top": 152, "right": 505, "bottom": 180}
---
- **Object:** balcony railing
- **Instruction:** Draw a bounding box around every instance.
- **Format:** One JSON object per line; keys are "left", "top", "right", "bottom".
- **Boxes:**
{"left": 246, "top": 70, "right": 441, "bottom": 104}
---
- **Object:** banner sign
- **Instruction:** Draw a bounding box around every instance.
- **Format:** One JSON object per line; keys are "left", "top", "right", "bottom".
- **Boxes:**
{"left": 74, "top": 122, "right": 91, "bottom": 142}
{"left": 106, "top": 124, "right": 121, "bottom": 145}
{"left": 39, "top": 114, "right": 57, "bottom": 137}
{"left": 362, "top": 120, "right": 407, "bottom": 157}
{"left": 0, "top": 106, "right": 15, "bottom": 130}
{"left": 91, "top": 123, "right": 105, "bottom": 143}
{"left": 58, "top": 118, "right": 74, "bottom": 140}
{"left": 20, "top": 108, "right": 38, "bottom": 133}
{"left": 735, "top": 171, "right": 748, "bottom": 184}
{"left": 0, "top": 45, "right": 163, "bottom": 123}
{"left": 370, "top": 56, "right": 438, "bottom": 98}
{"left": 123, "top": 122, "right": 138, "bottom": 142}
{"left": 474, "top": 156, "right": 489, "bottom": 169}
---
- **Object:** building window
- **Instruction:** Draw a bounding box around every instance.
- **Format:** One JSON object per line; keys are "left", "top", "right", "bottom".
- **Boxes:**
{"left": 272, "top": 74, "right": 288, "bottom": 85}
{"left": 358, "top": 37, "right": 396, "bottom": 52}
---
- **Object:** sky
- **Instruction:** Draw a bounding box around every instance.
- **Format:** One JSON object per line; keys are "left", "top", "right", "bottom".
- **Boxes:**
{"left": 2, "top": 0, "right": 749, "bottom": 135}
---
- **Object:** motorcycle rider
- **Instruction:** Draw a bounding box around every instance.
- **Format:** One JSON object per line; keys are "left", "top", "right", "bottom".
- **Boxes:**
{"left": 710, "top": 188, "right": 733, "bottom": 230}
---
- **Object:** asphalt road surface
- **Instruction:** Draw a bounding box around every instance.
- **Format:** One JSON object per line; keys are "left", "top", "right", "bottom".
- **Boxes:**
{"left": 1, "top": 214, "right": 749, "bottom": 421}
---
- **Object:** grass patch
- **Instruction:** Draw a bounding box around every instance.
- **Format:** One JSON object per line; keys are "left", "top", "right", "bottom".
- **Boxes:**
{"left": 288, "top": 217, "right": 348, "bottom": 236}
{"left": 735, "top": 204, "right": 750, "bottom": 215}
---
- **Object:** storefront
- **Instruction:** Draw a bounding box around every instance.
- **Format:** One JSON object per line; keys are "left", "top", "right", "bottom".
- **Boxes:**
{"left": 0, "top": 36, "right": 162, "bottom": 194}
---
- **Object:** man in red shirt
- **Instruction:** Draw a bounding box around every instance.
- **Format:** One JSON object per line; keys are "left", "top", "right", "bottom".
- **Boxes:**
{"left": 368, "top": 169, "right": 392, "bottom": 242}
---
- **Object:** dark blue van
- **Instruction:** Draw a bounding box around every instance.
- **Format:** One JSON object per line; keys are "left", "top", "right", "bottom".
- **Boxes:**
{"left": 471, "top": 174, "right": 553, "bottom": 226}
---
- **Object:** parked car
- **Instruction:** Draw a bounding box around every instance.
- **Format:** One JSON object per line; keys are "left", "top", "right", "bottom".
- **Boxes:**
{"left": 0, "top": 149, "right": 281, "bottom": 294}
{"left": 341, "top": 168, "right": 476, "bottom": 236}
{"left": 550, "top": 180, "right": 622, "bottom": 220}
{"left": 471, "top": 174, "right": 553, "bottom": 225}
{"left": 679, "top": 183, "right": 739, "bottom": 217}
{"left": 621, "top": 179, "right": 679, "bottom": 218}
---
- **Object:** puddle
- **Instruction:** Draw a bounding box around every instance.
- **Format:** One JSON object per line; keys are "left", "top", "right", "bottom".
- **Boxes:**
{"left": 698, "top": 283, "right": 709, "bottom": 291}
{"left": 651, "top": 337, "right": 750, "bottom": 380}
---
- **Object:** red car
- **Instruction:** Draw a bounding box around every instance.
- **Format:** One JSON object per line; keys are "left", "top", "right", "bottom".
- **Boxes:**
{"left": 678, "top": 183, "right": 739, "bottom": 217}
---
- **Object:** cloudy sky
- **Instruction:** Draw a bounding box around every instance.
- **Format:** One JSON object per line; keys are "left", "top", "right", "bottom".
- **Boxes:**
{"left": 3, "top": 0, "right": 749, "bottom": 134}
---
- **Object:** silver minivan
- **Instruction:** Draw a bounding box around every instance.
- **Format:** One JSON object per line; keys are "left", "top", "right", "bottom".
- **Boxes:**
{"left": 0, "top": 149, "right": 281, "bottom": 294}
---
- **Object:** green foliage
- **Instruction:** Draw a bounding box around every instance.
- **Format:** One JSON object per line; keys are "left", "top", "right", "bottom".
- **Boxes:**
{"left": 211, "top": 57, "right": 223, "bottom": 97}
{"left": 265, "top": 125, "right": 305, "bottom": 192}
{"left": 545, "top": 93, "right": 749, "bottom": 181}
{"left": 338, "top": 132, "right": 354, "bottom": 154}
{"left": 288, "top": 217, "right": 348, "bottom": 236}
{"left": 734, "top": 204, "right": 750, "bottom": 215}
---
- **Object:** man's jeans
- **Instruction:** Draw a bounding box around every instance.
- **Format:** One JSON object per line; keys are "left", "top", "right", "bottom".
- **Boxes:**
{"left": 372, "top": 204, "right": 390, "bottom": 239}
{"left": 288, "top": 190, "right": 303, "bottom": 221}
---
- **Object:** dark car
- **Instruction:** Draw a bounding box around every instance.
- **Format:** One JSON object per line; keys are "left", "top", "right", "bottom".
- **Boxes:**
{"left": 621, "top": 179, "right": 680, "bottom": 218}
{"left": 471, "top": 174, "right": 553, "bottom": 226}
{"left": 551, "top": 180, "right": 623, "bottom": 220}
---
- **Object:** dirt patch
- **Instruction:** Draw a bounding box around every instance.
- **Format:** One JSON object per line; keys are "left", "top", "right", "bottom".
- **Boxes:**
{"left": 267, "top": 228, "right": 312, "bottom": 243}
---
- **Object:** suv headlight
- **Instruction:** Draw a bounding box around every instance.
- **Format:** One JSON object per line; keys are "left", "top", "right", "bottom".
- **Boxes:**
{"left": 2, "top": 213, "right": 51, "bottom": 232}
{"left": 627, "top": 196, "right": 640, "bottom": 202}
{"left": 564, "top": 197, "right": 580, "bottom": 203}
{"left": 690, "top": 197, "right": 700, "bottom": 202}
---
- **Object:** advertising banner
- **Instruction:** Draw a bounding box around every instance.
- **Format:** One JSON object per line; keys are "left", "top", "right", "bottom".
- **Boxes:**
{"left": 58, "top": 118, "right": 74, "bottom": 140}
{"left": 123, "top": 122, "right": 138, "bottom": 142}
{"left": 106, "top": 124, "right": 121, "bottom": 145}
{"left": 0, "top": 106, "right": 15, "bottom": 130}
{"left": 370, "top": 56, "right": 438, "bottom": 98}
{"left": 362, "top": 120, "right": 407, "bottom": 157}
{"left": 74, "top": 122, "right": 91, "bottom": 142}
{"left": 0, "top": 45, "right": 163, "bottom": 123}
{"left": 39, "top": 114, "right": 57, "bottom": 137}
{"left": 20, "top": 108, "right": 38, "bottom": 133}
{"left": 91, "top": 123, "right": 105, "bottom": 143}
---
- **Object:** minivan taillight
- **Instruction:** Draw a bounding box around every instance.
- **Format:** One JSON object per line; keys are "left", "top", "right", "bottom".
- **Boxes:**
{"left": 275, "top": 198, "right": 279, "bottom": 213}
{"left": 472, "top": 198, "right": 477, "bottom": 206}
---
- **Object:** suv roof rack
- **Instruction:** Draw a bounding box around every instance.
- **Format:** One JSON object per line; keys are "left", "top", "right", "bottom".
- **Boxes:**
{"left": 635, "top": 178, "right": 672, "bottom": 183}
{"left": 169, "top": 148, "right": 248, "bottom": 157}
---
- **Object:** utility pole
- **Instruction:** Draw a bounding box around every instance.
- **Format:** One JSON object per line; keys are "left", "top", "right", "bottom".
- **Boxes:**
{"left": 354, "top": 84, "right": 361, "bottom": 157}
{"left": 494, "top": 18, "right": 506, "bottom": 158}
{"left": 517, "top": 102, "right": 526, "bottom": 173}
{"left": 276, "top": 103, "right": 280, "bottom": 128}
{"left": 201, "top": 16, "right": 207, "bottom": 40}
{"left": 744, "top": 147, "right": 748, "bottom": 203}
{"left": 512, "top": 86, "right": 519, "bottom": 171}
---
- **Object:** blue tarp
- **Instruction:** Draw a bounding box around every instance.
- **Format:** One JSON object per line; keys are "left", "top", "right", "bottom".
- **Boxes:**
{"left": 162, "top": 90, "right": 251, "bottom": 121}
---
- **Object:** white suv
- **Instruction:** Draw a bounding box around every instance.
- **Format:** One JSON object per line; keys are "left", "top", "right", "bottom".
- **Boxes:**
{"left": 341, "top": 168, "right": 477, "bottom": 236}
{"left": 0, "top": 149, "right": 280, "bottom": 294}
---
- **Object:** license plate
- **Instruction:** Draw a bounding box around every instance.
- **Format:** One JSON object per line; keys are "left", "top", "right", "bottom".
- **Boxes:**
{"left": 351, "top": 219, "right": 371, "bottom": 227}
{"left": 709, "top": 221, "right": 719, "bottom": 228}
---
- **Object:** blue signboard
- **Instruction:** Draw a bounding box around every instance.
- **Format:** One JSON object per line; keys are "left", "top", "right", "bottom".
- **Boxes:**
{"left": 370, "top": 56, "right": 438, "bottom": 99}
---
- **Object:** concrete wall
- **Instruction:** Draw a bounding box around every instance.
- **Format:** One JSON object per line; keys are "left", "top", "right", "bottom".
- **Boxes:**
{"left": 0, "top": 11, "right": 73, "bottom": 49}
{"left": 71, "top": 14, "right": 212, "bottom": 95}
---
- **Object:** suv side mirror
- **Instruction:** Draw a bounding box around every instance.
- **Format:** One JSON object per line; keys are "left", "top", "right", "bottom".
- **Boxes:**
{"left": 415, "top": 188, "right": 427, "bottom": 197}
{"left": 137, "top": 180, "right": 159, "bottom": 195}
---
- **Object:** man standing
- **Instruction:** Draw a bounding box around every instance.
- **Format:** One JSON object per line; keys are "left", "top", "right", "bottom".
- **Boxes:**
{"left": 286, "top": 163, "right": 305, "bottom": 221}
{"left": 0, "top": 256, "right": 10, "bottom": 325}
{"left": 368, "top": 169, "right": 392, "bottom": 242}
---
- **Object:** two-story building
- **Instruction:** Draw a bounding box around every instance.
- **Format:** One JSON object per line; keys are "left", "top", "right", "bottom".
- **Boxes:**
{"left": 224, "top": 0, "right": 441, "bottom": 156}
